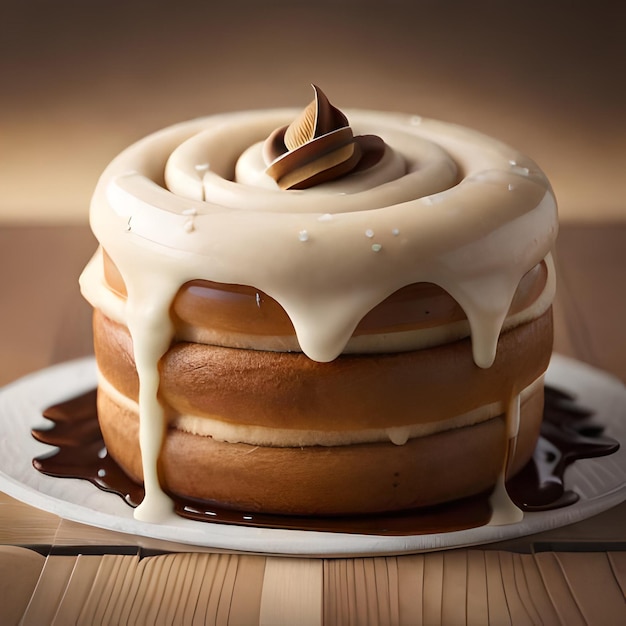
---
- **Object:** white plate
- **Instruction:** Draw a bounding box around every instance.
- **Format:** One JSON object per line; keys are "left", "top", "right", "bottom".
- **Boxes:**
{"left": 0, "top": 354, "right": 625, "bottom": 556}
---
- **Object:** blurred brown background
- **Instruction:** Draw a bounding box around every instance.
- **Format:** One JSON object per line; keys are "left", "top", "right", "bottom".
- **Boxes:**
{"left": 1, "top": 0, "right": 625, "bottom": 223}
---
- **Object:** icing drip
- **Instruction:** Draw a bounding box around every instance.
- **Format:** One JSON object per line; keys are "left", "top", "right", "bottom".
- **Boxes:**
{"left": 80, "top": 106, "right": 558, "bottom": 522}
{"left": 125, "top": 284, "right": 176, "bottom": 521}
{"left": 387, "top": 427, "right": 411, "bottom": 446}
{"left": 489, "top": 394, "right": 524, "bottom": 525}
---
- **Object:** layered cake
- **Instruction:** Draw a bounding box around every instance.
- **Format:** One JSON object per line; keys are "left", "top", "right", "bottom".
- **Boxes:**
{"left": 79, "top": 86, "right": 558, "bottom": 523}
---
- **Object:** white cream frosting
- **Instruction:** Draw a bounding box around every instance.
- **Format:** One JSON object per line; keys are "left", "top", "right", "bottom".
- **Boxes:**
{"left": 80, "top": 109, "right": 558, "bottom": 522}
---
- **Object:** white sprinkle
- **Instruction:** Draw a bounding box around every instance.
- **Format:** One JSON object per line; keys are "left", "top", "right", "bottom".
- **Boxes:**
{"left": 255, "top": 293, "right": 262, "bottom": 308}
{"left": 508, "top": 183, "right": 515, "bottom": 191}
{"left": 365, "top": 228, "right": 375, "bottom": 238}
{"left": 508, "top": 159, "right": 517, "bottom": 166}
{"left": 182, "top": 207, "right": 197, "bottom": 216}
{"left": 184, "top": 219, "right": 195, "bottom": 233}
{"left": 392, "top": 228, "right": 400, "bottom": 236}
{"left": 243, "top": 515, "right": 253, "bottom": 520}
{"left": 318, "top": 213, "right": 333, "bottom": 222}
{"left": 194, "top": 163, "right": 210, "bottom": 172}
{"left": 97, "top": 469, "right": 106, "bottom": 478}
{"left": 410, "top": 115, "right": 423, "bottom": 126}
{"left": 298, "top": 230, "right": 309, "bottom": 242}
{"left": 372, "top": 243, "right": 382, "bottom": 252}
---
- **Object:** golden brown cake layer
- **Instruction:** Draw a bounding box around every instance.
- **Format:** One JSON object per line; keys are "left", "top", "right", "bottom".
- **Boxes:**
{"left": 97, "top": 386, "right": 544, "bottom": 515}
{"left": 93, "top": 307, "right": 552, "bottom": 433}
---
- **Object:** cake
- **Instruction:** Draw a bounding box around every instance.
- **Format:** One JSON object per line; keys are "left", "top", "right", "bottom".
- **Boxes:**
{"left": 79, "top": 86, "right": 558, "bottom": 523}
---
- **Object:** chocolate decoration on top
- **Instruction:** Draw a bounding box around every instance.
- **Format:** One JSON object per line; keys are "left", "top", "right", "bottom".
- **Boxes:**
{"left": 263, "top": 85, "right": 385, "bottom": 190}
{"left": 31, "top": 384, "right": 619, "bottom": 536}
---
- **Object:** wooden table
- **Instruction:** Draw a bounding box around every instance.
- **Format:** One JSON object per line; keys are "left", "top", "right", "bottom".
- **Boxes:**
{"left": 1, "top": 223, "right": 625, "bottom": 624}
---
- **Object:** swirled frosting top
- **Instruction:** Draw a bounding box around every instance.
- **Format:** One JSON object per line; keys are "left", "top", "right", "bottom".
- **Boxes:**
{"left": 84, "top": 106, "right": 557, "bottom": 366}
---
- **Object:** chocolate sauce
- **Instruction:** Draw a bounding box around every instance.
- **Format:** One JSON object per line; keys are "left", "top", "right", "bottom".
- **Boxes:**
{"left": 32, "top": 386, "right": 619, "bottom": 535}
{"left": 507, "top": 386, "right": 619, "bottom": 511}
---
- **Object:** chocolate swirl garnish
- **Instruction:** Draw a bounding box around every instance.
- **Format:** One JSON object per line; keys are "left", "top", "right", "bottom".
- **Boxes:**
{"left": 263, "top": 85, "right": 385, "bottom": 189}
{"left": 32, "top": 384, "right": 619, "bottom": 535}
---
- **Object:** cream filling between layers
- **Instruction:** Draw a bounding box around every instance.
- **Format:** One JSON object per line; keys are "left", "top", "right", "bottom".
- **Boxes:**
{"left": 97, "top": 370, "right": 544, "bottom": 448}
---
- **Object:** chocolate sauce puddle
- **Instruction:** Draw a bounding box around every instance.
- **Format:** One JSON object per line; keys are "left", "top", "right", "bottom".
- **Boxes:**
{"left": 32, "top": 385, "right": 619, "bottom": 536}
{"left": 507, "top": 386, "right": 619, "bottom": 511}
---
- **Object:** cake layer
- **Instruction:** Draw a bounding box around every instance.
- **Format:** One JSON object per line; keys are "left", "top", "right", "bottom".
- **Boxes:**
{"left": 93, "top": 308, "right": 552, "bottom": 434}
{"left": 98, "top": 373, "right": 544, "bottom": 447}
{"left": 97, "top": 386, "right": 544, "bottom": 515}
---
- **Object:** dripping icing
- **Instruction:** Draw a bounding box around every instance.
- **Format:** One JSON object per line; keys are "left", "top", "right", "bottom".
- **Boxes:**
{"left": 489, "top": 394, "right": 524, "bottom": 525}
